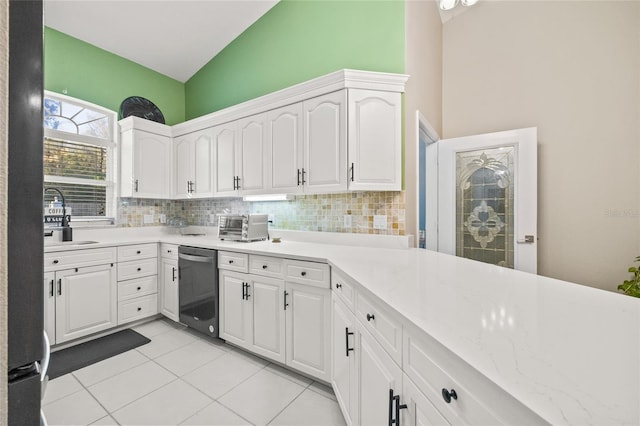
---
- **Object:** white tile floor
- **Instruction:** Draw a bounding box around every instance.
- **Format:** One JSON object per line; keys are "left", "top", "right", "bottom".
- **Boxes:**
{"left": 42, "top": 319, "right": 346, "bottom": 426}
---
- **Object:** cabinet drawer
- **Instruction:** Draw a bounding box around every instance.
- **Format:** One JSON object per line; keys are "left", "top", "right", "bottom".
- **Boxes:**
{"left": 249, "top": 255, "right": 284, "bottom": 278}
{"left": 160, "top": 243, "right": 178, "bottom": 260}
{"left": 117, "top": 243, "right": 158, "bottom": 262}
{"left": 45, "top": 247, "right": 116, "bottom": 271}
{"left": 118, "top": 294, "right": 158, "bottom": 324}
{"left": 284, "top": 259, "right": 330, "bottom": 288}
{"left": 403, "top": 325, "right": 544, "bottom": 425}
{"left": 117, "top": 258, "right": 158, "bottom": 281}
{"left": 118, "top": 275, "right": 158, "bottom": 301}
{"left": 356, "top": 291, "right": 402, "bottom": 365}
{"left": 218, "top": 251, "right": 249, "bottom": 272}
{"left": 331, "top": 269, "right": 356, "bottom": 312}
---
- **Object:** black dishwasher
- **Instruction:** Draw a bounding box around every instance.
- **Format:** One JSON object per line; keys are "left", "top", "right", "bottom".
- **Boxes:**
{"left": 178, "top": 246, "right": 219, "bottom": 338}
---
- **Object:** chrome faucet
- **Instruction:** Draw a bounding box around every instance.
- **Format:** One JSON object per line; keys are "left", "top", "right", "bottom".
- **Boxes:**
{"left": 44, "top": 187, "right": 72, "bottom": 242}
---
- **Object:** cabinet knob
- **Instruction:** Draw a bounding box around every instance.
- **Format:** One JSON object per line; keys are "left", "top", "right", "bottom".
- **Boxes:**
{"left": 137, "top": 286, "right": 141, "bottom": 291}
{"left": 167, "top": 250, "right": 172, "bottom": 253}
{"left": 366, "top": 313, "right": 375, "bottom": 321}
{"left": 136, "top": 250, "right": 141, "bottom": 254}
{"left": 137, "top": 267, "right": 142, "bottom": 271}
{"left": 137, "top": 307, "right": 142, "bottom": 312}
{"left": 53, "top": 259, "right": 59, "bottom": 264}
{"left": 336, "top": 283, "right": 342, "bottom": 289}
{"left": 229, "top": 260, "right": 234, "bottom": 264}
{"left": 442, "top": 388, "right": 458, "bottom": 404}
{"left": 262, "top": 265, "right": 268, "bottom": 269}
{"left": 301, "top": 271, "right": 307, "bottom": 277}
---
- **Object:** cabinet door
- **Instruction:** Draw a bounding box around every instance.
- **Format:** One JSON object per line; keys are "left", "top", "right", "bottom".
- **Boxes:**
{"left": 268, "top": 103, "right": 304, "bottom": 194}
{"left": 160, "top": 257, "right": 179, "bottom": 322}
{"left": 356, "top": 325, "right": 403, "bottom": 426}
{"left": 214, "top": 124, "right": 239, "bottom": 196}
{"left": 173, "top": 136, "right": 193, "bottom": 199}
{"left": 332, "top": 295, "right": 356, "bottom": 426}
{"left": 238, "top": 114, "right": 268, "bottom": 194}
{"left": 44, "top": 272, "right": 56, "bottom": 344}
{"left": 303, "top": 90, "right": 347, "bottom": 194}
{"left": 250, "top": 275, "right": 286, "bottom": 363}
{"left": 402, "top": 374, "right": 450, "bottom": 426}
{"left": 285, "top": 281, "right": 331, "bottom": 382}
{"left": 348, "top": 89, "right": 402, "bottom": 191}
{"left": 55, "top": 263, "right": 117, "bottom": 344}
{"left": 219, "top": 270, "right": 251, "bottom": 348}
{"left": 133, "top": 130, "right": 172, "bottom": 198}
{"left": 192, "top": 130, "right": 215, "bottom": 197}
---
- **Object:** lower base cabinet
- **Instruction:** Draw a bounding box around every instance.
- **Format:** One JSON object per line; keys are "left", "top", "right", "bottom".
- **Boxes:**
{"left": 403, "top": 373, "right": 450, "bottom": 426}
{"left": 54, "top": 263, "right": 118, "bottom": 344}
{"left": 356, "top": 323, "right": 404, "bottom": 426}
{"left": 331, "top": 295, "right": 356, "bottom": 425}
{"left": 160, "top": 256, "right": 179, "bottom": 322}
{"left": 219, "top": 268, "right": 331, "bottom": 382}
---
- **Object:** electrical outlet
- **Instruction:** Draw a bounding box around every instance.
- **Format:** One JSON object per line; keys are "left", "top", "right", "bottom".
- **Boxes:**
{"left": 344, "top": 215, "right": 352, "bottom": 228}
{"left": 159, "top": 214, "right": 166, "bottom": 224}
{"left": 143, "top": 214, "right": 154, "bottom": 224}
{"left": 373, "top": 215, "right": 387, "bottom": 230}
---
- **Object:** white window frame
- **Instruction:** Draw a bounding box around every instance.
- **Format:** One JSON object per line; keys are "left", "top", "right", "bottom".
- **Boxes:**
{"left": 44, "top": 90, "right": 118, "bottom": 226}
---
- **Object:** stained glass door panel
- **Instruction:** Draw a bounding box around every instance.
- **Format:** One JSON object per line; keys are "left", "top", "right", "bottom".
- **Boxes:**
{"left": 437, "top": 128, "right": 537, "bottom": 273}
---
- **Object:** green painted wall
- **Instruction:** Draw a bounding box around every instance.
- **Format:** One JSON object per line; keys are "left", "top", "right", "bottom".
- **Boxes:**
{"left": 44, "top": 27, "right": 185, "bottom": 125}
{"left": 185, "top": 0, "right": 405, "bottom": 120}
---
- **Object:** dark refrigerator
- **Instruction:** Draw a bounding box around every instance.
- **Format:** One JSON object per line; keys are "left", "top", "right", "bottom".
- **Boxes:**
{"left": 7, "top": 0, "right": 46, "bottom": 425}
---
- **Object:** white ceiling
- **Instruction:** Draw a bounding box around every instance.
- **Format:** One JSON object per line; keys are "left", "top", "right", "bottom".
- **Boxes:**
{"left": 44, "top": 0, "right": 279, "bottom": 83}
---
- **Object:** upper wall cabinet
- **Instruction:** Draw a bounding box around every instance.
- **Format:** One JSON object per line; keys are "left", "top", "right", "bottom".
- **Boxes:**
{"left": 120, "top": 117, "right": 173, "bottom": 199}
{"left": 121, "top": 70, "right": 408, "bottom": 199}
{"left": 347, "top": 89, "right": 402, "bottom": 191}
{"left": 174, "top": 129, "right": 215, "bottom": 199}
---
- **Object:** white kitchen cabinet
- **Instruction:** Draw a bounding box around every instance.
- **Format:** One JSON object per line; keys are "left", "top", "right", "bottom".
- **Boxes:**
{"left": 356, "top": 324, "right": 404, "bottom": 426}
{"left": 347, "top": 89, "right": 402, "bottom": 191}
{"left": 219, "top": 270, "right": 252, "bottom": 347}
{"left": 402, "top": 374, "right": 450, "bottom": 426}
{"left": 116, "top": 243, "right": 158, "bottom": 325}
{"left": 220, "top": 270, "right": 286, "bottom": 362}
{"left": 55, "top": 263, "right": 118, "bottom": 344}
{"left": 119, "top": 117, "right": 173, "bottom": 199}
{"left": 159, "top": 248, "right": 180, "bottom": 322}
{"left": 174, "top": 129, "right": 215, "bottom": 199}
{"left": 267, "top": 103, "right": 304, "bottom": 194}
{"left": 303, "top": 90, "right": 348, "bottom": 194}
{"left": 44, "top": 271, "right": 56, "bottom": 344}
{"left": 213, "top": 123, "right": 240, "bottom": 196}
{"left": 332, "top": 294, "right": 356, "bottom": 426}
{"left": 238, "top": 113, "right": 268, "bottom": 194}
{"left": 285, "top": 281, "right": 331, "bottom": 382}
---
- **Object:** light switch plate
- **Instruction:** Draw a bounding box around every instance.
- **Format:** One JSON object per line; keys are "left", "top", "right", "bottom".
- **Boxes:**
{"left": 344, "top": 215, "right": 352, "bottom": 228}
{"left": 373, "top": 215, "right": 387, "bottom": 230}
{"left": 143, "top": 214, "right": 154, "bottom": 224}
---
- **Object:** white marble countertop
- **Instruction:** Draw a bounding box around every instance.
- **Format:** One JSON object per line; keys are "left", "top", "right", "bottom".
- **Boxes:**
{"left": 45, "top": 229, "right": 640, "bottom": 425}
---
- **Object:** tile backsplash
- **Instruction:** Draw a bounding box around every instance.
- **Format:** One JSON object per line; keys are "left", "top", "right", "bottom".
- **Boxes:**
{"left": 118, "top": 191, "right": 406, "bottom": 235}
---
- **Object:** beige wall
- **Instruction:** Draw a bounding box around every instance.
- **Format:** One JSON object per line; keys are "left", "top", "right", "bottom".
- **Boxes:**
{"left": 442, "top": 1, "right": 640, "bottom": 290}
{"left": 1, "top": 0, "right": 9, "bottom": 421}
{"left": 405, "top": 0, "right": 443, "bottom": 242}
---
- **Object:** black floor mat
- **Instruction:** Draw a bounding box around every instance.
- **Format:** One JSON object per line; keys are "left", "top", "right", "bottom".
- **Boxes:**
{"left": 48, "top": 329, "right": 150, "bottom": 380}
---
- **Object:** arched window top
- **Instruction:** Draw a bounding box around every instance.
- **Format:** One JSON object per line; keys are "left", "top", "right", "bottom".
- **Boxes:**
{"left": 44, "top": 93, "right": 114, "bottom": 143}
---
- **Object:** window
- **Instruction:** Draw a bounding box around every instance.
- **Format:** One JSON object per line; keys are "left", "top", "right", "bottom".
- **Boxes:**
{"left": 43, "top": 91, "right": 117, "bottom": 224}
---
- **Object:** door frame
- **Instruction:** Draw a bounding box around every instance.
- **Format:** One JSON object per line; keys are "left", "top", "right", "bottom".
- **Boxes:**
{"left": 415, "top": 111, "right": 440, "bottom": 251}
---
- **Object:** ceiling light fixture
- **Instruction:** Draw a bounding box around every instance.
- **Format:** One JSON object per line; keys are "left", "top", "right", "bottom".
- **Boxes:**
{"left": 440, "top": 0, "right": 479, "bottom": 11}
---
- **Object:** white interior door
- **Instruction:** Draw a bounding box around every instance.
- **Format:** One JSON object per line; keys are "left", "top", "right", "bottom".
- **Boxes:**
{"left": 437, "top": 127, "right": 537, "bottom": 273}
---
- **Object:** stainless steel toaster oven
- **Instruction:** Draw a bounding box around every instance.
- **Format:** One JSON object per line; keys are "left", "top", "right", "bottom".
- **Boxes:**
{"left": 218, "top": 214, "right": 269, "bottom": 242}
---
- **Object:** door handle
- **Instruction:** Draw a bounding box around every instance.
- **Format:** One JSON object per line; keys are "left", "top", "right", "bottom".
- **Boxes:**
{"left": 49, "top": 279, "right": 54, "bottom": 297}
{"left": 345, "top": 327, "right": 354, "bottom": 357}
{"left": 350, "top": 162, "right": 355, "bottom": 182}
{"left": 172, "top": 267, "right": 176, "bottom": 282}
{"left": 301, "top": 168, "right": 306, "bottom": 185}
{"left": 57, "top": 278, "right": 62, "bottom": 296}
{"left": 517, "top": 235, "right": 535, "bottom": 244}
{"left": 297, "top": 169, "right": 301, "bottom": 186}
{"left": 134, "top": 179, "right": 139, "bottom": 192}
{"left": 284, "top": 291, "right": 289, "bottom": 310}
